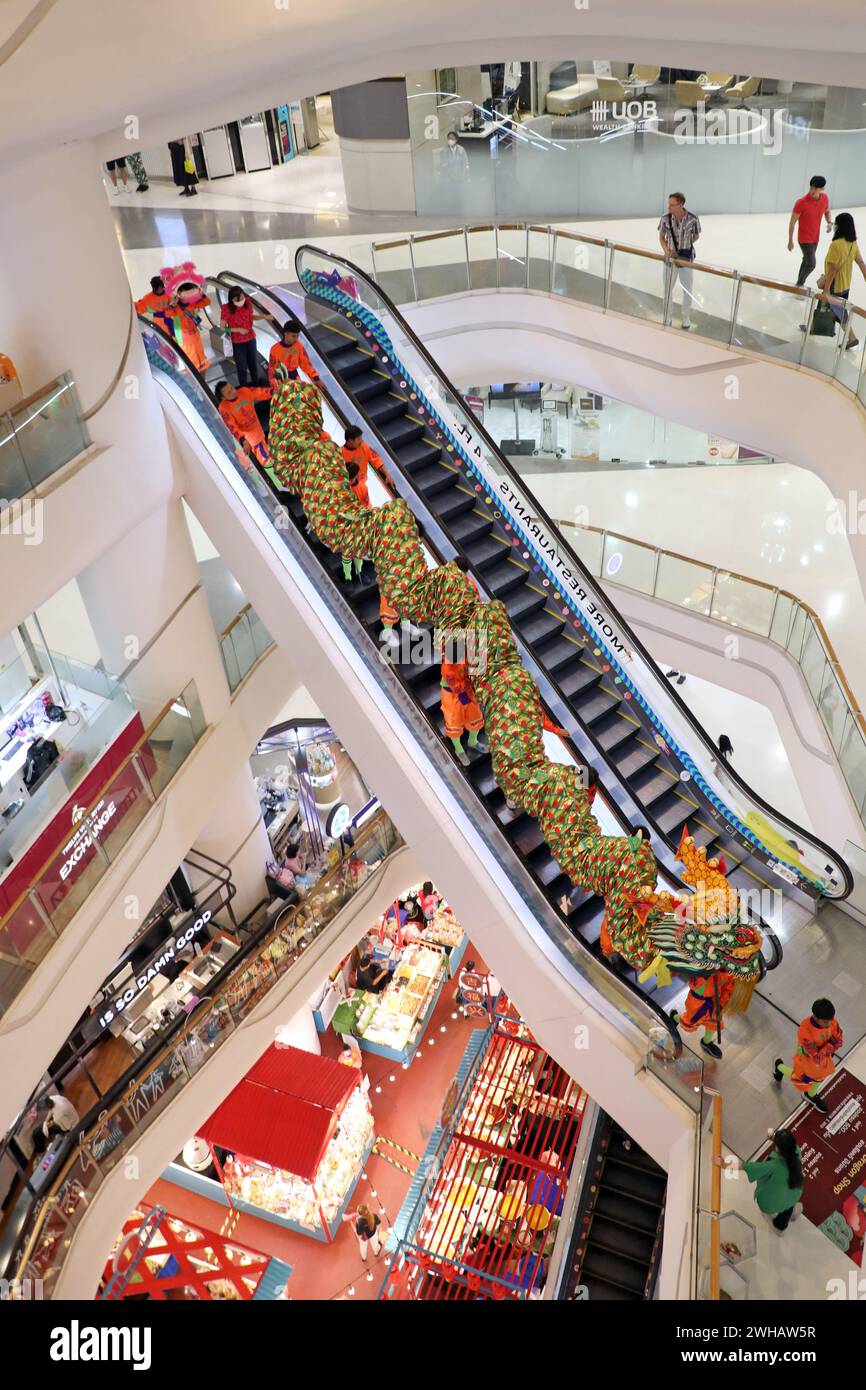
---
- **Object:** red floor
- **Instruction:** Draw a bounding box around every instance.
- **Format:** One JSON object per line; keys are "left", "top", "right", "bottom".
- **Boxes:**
{"left": 144, "top": 943, "right": 490, "bottom": 1301}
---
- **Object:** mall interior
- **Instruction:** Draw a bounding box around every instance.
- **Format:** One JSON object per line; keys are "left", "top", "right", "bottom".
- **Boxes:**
{"left": 1, "top": 1, "right": 866, "bottom": 1309}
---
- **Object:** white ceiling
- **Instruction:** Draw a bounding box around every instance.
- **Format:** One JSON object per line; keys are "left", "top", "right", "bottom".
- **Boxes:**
{"left": 2, "top": 0, "right": 866, "bottom": 166}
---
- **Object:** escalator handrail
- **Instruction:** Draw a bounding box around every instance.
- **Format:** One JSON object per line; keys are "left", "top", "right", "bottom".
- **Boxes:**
{"left": 141, "top": 307, "right": 686, "bottom": 1059}
{"left": 213, "top": 271, "right": 782, "bottom": 978}
{"left": 292, "top": 244, "right": 852, "bottom": 902}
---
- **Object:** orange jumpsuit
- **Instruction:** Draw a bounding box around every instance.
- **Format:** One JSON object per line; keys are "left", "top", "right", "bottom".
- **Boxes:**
{"left": 341, "top": 440, "right": 389, "bottom": 508}
{"left": 441, "top": 660, "right": 484, "bottom": 740}
{"left": 218, "top": 388, "right": 271, "bottom": 464}
{"left": 0, "top": 353, "right": 18, "bottom": 383}
{"left": 268, "top": 340, "right": 320, "bottom": 387}
{"left": 134, "top": 290, "right": 175, "bottom": 336}
{"left": 678, "top": 973, "right": 735, "bottom": 1034}
{"left": 790, "top": 1015, "right": 843, "bottom": 1092}
{"left": 172, "top": 295, "right": 211, "bottom": 372}
{"left": 343, "top": 447, "right": 397, "bottom": 625}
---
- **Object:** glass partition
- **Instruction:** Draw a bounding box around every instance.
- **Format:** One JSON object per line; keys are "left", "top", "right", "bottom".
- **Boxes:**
{"left": 219, "top": 605, "right": 273, "bottom": 691}
{"left": 552, "top": 232, "right": 607, "bottom": 307}
{"left": 0, "top": 682, "right": 206, "bottom": 1020}
{"left": 0, "top": 374, "right": 89, "bottom": 501}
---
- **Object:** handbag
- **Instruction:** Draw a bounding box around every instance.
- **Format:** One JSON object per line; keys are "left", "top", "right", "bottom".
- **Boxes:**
{"left": 183, "top": 157, "right": 195, "bottom": 175}
{"left": 810, "top": 299, "right": 838, "bottom": 337}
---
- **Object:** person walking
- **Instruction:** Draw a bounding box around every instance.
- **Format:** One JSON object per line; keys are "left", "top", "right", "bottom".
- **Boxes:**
{"left": 343, "top": 1203, "right": 383, "bottom": 1260}
{"left": 773, "top": 998, "right": 843, "bottom": 1114}
{"left": 818, "top": 213, "right": 866, "bottom": 351}
{"left": 105, "top": 157, "right": 129, "bottom": 194}
{"left": 719, "top": 1130, "right": 804, "bottom": 1234}
{"left": 788, "top": 175, "right": 832, "bottom": 287}
{"left": 127, "top": 152, "right": 149, "bottom": 193}
{"left": 658, "top": 192, "right": 701, "bottom": 330}
{"left": 168, "top": 138, "right": 198, "bottom": 197}
{"left": 220, "top": 286, "right": 269, "bottom": 387}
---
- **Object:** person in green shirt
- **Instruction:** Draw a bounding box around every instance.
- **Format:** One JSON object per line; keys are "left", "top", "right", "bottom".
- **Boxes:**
{"left": 719, "top": 1130, "right": 804, "bottom": 1233}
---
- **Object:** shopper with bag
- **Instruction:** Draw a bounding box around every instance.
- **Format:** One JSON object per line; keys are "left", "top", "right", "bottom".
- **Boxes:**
{"left": 816, "top": 213, "right": 866, "bottom": 350}
{"left": 343, "top": 1203, "right": 382, "bottom": 1260}
{"left": 220, "top": 286, "right": 271, "bottom": 387}
{"left": 168, "top": 138, "right": 198, "bottom": 197}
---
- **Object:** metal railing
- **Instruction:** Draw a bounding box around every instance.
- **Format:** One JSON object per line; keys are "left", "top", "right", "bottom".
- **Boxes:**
{"left": 0, "top": 373, "right": 90, "bottom": 501}
{"left": 358, "top": 224, "right": 866, "bottom": 405}
{"left": 218, "top": 603, "right": 274, "bottom": 692}
{"left": 556, "top": 517, "right": 866, "bottom": 825}
{"left": 7, "top": 807, "right": 402, "bottom": 1296}
{"left": 0, "top": 681, "right": 207, "bottom": 1020}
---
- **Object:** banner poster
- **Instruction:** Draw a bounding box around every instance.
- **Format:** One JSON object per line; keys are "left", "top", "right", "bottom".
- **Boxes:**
{"left": 784, "top": 1069, "right": 866, "bottom": 1265}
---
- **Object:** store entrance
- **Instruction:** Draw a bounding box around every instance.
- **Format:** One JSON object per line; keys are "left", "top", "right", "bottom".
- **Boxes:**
{"left": 110, "top": 880, "right": 591, "bottom": 1301}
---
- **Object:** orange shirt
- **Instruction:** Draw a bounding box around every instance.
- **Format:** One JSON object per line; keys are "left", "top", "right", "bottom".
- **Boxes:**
{"left": 134, "top": 290, "right": 174, "bottom": 319}
{"left": 441, "top": 660, "right": 473, "bottom": 694}
{"left": 268, "top": 340, "right": 320, "bottom": 386}
{"left": 341, "top": 440, "right": 386, "bottom": 488}
{"left": 218, "top": 387, "right": 271, "bottom": 443}
{"left": 0, "top": 353, "right": 18, "bottom": 383}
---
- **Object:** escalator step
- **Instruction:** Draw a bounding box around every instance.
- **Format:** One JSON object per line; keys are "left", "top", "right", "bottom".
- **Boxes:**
{"left": 450, "top": 510, "right": 495, "bottom": 546}
{"left": 464, "top": 534, "right": 510, "bottom": 570}
{"left": 629, "top": 768, "right": 677, "bottom": 803}
{"left": 595, "top": 1190, "right": 660, "bottom": 1235}
{"left": 516, "top": 610, "right": 565, "bottom": 645}
{"left": 329, "top": 346, "right": 375, "bottom": 378}
{"left": 503, "top": 586, "right": 547, "bottom": 622}
{"left": 536, "top": 633, "right": 584, "bottom": 671}
{"left": 411, "top": 463, "right": 461, "bottom": 496}
{"left": 613, "top": 742, "right": 660, "bottom": 779}
{"left": 400, "top": 439, "right": 443, "bottom": 469}
{"left": 578, "top": 1275, "right": 640, "bottom": 1301}
{"left": 507, "top": 817, "right": 545, "bottom": 856}
{"left": 582, "top": 688, "right": 619, "bottom": 723}
{"left": 609, "top": 1127, "right": 666, "bottom": 1178}
{"left": 603, "top": 1161, "right": 667, "bottom": 1206}
{"left": 587, "top": 1215, "right": 656, "bottom": 1267}
{"left": 434, "top": 491, "right": 475, "bottom": 523}
{"left": 364, "top": 394, "right": 407, "bottom": 427}
{"left": 379, "top": 417, "right": 425, "bottom": 447}
{"left": 349, "top": 370, "right": 392, "bottom": 402}
{"left": 307, "top": 324, "right": 354, "bottom": 354}
{"left": 557, "top": 661, "right": 601, "bottom": 701}
{"left": 582, "top": 1247, "right": 646, "bottom": 1297}
{"left": 483, "top": 556, "right": 526, "bottom": 595}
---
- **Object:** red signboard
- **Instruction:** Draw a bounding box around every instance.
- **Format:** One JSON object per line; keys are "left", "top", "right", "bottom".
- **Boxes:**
{"left": 0, "top": 714, "right": 148, "bottom": 920}
{"left": 776, "top": 1069, "right": 866, "bottom": 1266}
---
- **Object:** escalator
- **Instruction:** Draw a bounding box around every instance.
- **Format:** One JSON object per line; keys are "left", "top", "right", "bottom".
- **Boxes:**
{"left": 279, "top": 246, "right": 850, "bottom": 917}
{"left": 563, "top": 1112, "right": 666, "bottom": 1301}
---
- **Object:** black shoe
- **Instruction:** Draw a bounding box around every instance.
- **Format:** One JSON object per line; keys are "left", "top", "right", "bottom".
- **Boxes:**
{"left": 700, "top": 1039, "right": 723, "bottom": 1060}
{"left": 676, "top": 675, "right": 686, "bottom": 685}
{"left": 807, "top": 1092, "right": 828, "bottom": 1114}
{"left": 772, "top": 1057, "right": 784, "bottom": 1083}
{"left": 845, "top": 337, "right": 860, "bottom": 350}
{"left": 135, "top": 182, "right": 149, "bottom": 192}
{"left": 666, "top": 670, "right": 678, "bottom": 678}
{"left": 189, "top": 187, "right": 198, "bottom": 196}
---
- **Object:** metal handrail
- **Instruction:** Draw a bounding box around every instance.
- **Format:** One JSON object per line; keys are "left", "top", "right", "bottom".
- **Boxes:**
{"left": 219, "top": 602, "right": 253, "bottom": 639}
{"left": 555, "top": 516, "right": 866, "bottom": 738}
{"left": 9, "top": 807, "right": 399, "bottom": 1283}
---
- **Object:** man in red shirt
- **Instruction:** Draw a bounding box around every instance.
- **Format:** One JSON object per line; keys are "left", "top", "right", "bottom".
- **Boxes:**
{"left": 215, "top": 380, "right": 272, "bottom": 464}
{"left": 788, "top": 175, "right": 832, "bottom": 287}
{"left": 268, "top": 322, "right": 321, "bottom": 389}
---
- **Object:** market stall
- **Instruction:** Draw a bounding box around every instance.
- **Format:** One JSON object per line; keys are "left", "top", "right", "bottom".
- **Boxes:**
{"left": 384, "top": 1022, "right": 586, "bottom": 1301}
{"left": 167, "top": 1044, "right": 375, "bottom": 1241}
{"left": 330, "top": 942, "right": 449, "bottom": 1064}
{"left": 100, "top": 1203, "right": 292, "bottom": 1300}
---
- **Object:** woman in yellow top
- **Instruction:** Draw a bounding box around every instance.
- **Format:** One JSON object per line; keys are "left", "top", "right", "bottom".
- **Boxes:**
{"left": 820, "top": 212, "right": 866, "bottom": 350}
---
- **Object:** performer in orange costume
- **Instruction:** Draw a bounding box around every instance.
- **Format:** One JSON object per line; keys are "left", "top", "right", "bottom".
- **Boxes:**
{"left": 341, "top": 454, "right": 398, "bottom": 634}
{"left": 774, "top": 999, "right": 843, "bottom": 1114}
{"left": 672, "top": 972, "right": 736, "bottom": 1060}
{"left": 134, "top": 276, "right": 175, "bottom": 334}
{"left": 215, "top": 381, "right": 272, "bottom": 464}
{"left": 441, "top": 657, "right": 485, "bottom": 766}
{"left": 341, "top": 425, "right": 394, "bottom": 506}
{"left": 268, "top": 323, "right": 321, "bottom": 387}
{"left": 159, "top": 262, "right": 212, "bottom": 372}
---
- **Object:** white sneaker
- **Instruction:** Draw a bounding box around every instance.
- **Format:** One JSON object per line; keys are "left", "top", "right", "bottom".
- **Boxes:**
{"left": 380, "top": 627, "right": 399, "bottom": 646}
{"left": 681, "top": 321, "right": 692, "bottom": 331}
{"left": 401, "top": 620, "right": 425, "bottom": 638}
{"left": 456, "top": 749, "right": 471, "bottom": 767}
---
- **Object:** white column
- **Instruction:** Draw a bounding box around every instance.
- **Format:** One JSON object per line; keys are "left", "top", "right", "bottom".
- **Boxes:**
{"left": 77, "top": 500, "right": 231, "bottom": 730}
{"left": 0, "top": 141, "right": 138, "bottom": 413}
{"left": 191, "top": 763, "right": 271, "bottom": 919}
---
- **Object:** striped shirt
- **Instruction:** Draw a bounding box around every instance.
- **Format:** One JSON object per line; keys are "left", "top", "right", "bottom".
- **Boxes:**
{"left": 658, "top": 209, "right": 701, "bottom": 256}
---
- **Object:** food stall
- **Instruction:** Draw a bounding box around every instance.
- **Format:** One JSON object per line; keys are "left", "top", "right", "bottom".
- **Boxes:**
{"left": 100, "top": 1203, "right": 292, "bottom": 1301}
{"left": 331, "top": 942, "right": 449, "bottom": 1064}
{"left": 165, "top": 1044, "right": 374, "bottom": 1242}
{"left": 384, "top": 1024, "right": 586, "bottom": 1300}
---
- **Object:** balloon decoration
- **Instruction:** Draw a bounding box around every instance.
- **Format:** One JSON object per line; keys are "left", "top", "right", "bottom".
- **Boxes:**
{"left": 268, "top": 382, "right": 762, "bottom": 1001}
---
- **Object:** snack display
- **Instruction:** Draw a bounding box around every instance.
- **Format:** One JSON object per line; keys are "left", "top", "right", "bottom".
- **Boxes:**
{"left": 425, "top": 913, "right": 463, "bottom": 949}
{"left": 356, "top": 944, "right": 446, "bottom": 1054}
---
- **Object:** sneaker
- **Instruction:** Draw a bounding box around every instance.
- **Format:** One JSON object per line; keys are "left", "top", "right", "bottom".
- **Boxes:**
{"left": 772, "top": 1058, "right": 784, "bottom": 1084}
{"left": 468, "top": 738, "right": 488, "bottom": 755}
{"left": 380, "top": 627, "right": 399, "bottom": 646}
{"left": 400, "top": 620, "right": 425, "bottom": 638}
{"left": 676, "top": 674, "right": 686, "bottom": 685}
{"left": 135, "top": 182, "right": 149, "bottom": 193}
{"left": 700, "top": 1038, "right": 723, "bottom": 1060}
{"left": 845, "top": 337, "right": 860, "bottom": 350}
{"left": 806, "top": 1092, "right": 828, "bottom": 1114}
{"left": 505, "top": 798, "right": 517, "bottom": 812}
{"left": 456, "top": 749, "right": 471, "bottom": 768}
{"left": 681, "top": 322, "right": 692, "bottom": 331}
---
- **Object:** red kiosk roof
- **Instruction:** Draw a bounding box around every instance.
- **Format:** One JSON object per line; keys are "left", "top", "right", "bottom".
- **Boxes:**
{"left": 197, "top": 1044, "right": 359, "bottom": 1182}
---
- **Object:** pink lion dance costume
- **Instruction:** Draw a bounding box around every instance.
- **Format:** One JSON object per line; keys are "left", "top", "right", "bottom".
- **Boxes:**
{"left": 160, "top": 261, "right": 211, "bottom": 373}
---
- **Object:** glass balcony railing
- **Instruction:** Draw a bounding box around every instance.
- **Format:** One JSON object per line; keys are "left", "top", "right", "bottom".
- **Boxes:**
{"left": 556, "top": 517, "right": 866, "bottom": 829}
{"left": 7, "top": 808, "right": 403, "bottom": 1298}
{"left": 0, "top": 681, "right": 206, "bottom": 1019}
{"left": 362, "top": 225, "right": 866, "bottom": 405}
{"left": 0, "top": 374, "right": 90, "bottom": 502}
{"left": 219, "top": 604, "right": 274, "bottom": 692}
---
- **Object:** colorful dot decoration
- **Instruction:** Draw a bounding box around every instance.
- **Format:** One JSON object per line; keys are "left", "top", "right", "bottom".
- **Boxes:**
{"left": 298, "top": 267, "right": 824, "bottom": 893}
